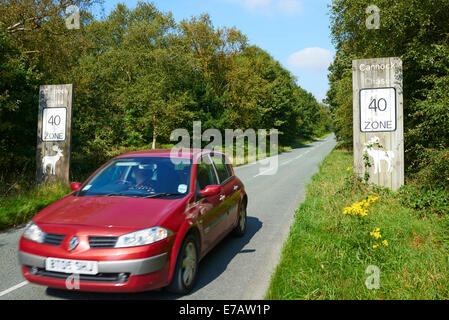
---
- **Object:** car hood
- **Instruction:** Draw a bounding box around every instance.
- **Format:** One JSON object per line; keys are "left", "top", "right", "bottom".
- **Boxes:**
{"left": 33, "top": 195, "right": 187, "bottom": 230}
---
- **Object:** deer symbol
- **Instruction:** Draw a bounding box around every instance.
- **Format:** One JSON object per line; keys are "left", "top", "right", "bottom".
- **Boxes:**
{"left": 363, "top": 137, "right": 394, "bottom": 174}
{"left": 42, "top": 146, "right": 63, "bottom": 175}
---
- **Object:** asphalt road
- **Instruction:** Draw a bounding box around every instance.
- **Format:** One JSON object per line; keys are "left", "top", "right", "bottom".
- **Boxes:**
{"left": 0, "top": 134, "right": 336, "bottom": 300}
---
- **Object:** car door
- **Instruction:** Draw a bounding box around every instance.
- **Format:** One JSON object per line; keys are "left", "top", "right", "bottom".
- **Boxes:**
{"left": 195, "top": 154, "right": 228, "bottom": 254}
{"left": 210, "top": 153, "right": 241, "bottom": 233}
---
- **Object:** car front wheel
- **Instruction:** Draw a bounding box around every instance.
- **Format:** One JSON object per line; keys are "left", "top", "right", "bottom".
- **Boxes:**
{"left": 167, "top": 233, "right": 199, "bottom": 294}
{"left": 233, "top": 200, "right": 247, "bottom": 237}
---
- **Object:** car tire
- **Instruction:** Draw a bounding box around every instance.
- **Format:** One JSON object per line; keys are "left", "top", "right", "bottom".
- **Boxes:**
{"left": 232, "top": 200, "right": 247, "bottom": 237}
{"left": 166, "top": 233, "right": 199, "bottom": 295}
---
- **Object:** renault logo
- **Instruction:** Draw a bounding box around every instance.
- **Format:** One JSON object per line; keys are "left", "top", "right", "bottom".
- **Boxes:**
{"left": 68, "top": 236, "right": 79, "bottom": 251}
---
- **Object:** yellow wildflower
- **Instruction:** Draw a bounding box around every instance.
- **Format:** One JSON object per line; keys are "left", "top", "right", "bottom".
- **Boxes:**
{"left": 382, "top": 240, "right": 389, "bottom": 246}
{"left": 370, "top": 228, "right": 382, "bottom": 239}
{"left": 342, "top": 195, "right": 379, "bottom": 218}
{"left": 367, "top": 195, "right": 379, "bottom": 204}
{"left": 372, "top": 244, "right": 380, "bottom": 249}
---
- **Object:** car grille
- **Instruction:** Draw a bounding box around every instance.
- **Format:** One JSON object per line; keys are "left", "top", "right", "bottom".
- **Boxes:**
{"left": 88, "top": 236, "right": 118, "bottom": 249}
{"left": 28, "top": 267, "right": 130, "bottom": 283}
{"left": 43, "top": 233, "right": 65, "bottom": 246}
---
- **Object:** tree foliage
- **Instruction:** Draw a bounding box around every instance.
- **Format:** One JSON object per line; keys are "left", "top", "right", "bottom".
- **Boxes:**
{"left": 0, "top": 29, "right": 40, "bottom": 173}
{"left": 0, "top": 1, "right": 331, "bottom": 181}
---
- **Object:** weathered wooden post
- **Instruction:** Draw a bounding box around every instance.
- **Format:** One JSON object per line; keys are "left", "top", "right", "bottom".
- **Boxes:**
{"left": 36, "top": 84, "right": 73, "bottom": 185}
{"left": 352, "top": 57, "right": 404, "bottom": 191}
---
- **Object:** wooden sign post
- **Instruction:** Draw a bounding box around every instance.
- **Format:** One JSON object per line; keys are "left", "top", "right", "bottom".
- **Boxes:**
{"left": 352, "top": 57, "right": 404, "bottom": 191}
{"left": 36, "top": 84, "right": 73, "bottom": 185}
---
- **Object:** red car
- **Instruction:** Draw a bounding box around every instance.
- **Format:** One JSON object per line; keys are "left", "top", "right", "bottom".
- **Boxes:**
{"left": 18, "top": 149, "right": 247, "bottom": 294}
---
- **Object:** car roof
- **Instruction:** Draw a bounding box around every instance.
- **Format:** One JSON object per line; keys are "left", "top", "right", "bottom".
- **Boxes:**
{"left": 115, "top": 149, "right": 226, "bottom": 160}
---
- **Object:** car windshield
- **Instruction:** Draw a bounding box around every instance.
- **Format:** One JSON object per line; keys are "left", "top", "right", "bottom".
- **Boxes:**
{"left": 77, "top": 157, "right": 192, "bottom": 198}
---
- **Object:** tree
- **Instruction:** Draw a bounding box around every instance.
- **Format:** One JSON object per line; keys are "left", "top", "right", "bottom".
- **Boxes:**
{"left": 0, "top": 28, "right": 40, "bottom": 174}
{"left": 71, "top": 2, "right": 195, "bottom": 151}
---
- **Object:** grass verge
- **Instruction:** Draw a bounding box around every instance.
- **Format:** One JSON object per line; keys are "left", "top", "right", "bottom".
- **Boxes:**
{"left": 265, "top": 149, "right": 449, "bottom": 299}
{"left": 0, "top": 181, "right": 71, "bottom": 230}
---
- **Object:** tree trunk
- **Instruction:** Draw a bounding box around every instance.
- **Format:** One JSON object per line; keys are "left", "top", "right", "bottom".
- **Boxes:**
{"left": 152, "top": 115, "right": 157, "bottom": 149}
{"left": 152, "top": 133, "right": 157, "bottom": 149}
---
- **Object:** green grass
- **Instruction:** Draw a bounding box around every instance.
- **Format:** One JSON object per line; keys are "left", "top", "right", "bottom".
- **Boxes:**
{"left": 265, "top": 149, "right": 449, "bottom": 300}
{"left": 0, "top": 181, "right": 71, "bottom": 230}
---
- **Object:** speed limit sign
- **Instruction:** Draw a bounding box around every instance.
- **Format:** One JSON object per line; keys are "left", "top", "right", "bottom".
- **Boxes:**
{"left": 360, "top": 87, "right": 397, "bottom": 132}
{"left": 42, "top": 107, "right": 67, "bottom": 141}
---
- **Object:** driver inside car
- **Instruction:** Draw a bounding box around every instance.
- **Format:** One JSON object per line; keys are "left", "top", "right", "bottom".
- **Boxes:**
{"left": 132, "top": 164, "right": 156, "bottom": 192}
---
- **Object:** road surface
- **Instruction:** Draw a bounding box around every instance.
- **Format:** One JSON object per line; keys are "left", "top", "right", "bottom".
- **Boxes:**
{"left": 0, "top": 134, "right": 336, "bottom": 300}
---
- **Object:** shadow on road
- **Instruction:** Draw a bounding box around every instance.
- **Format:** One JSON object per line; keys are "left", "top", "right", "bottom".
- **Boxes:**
{"left": 45, "top": 216, "right": 262, "bottom": 300}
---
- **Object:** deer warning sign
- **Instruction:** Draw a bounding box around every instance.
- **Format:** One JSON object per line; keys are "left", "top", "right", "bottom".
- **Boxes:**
{"left": 36, "top": 84, "right": 73, "bottom": 185}
{"left": 352, "top": 58, "right": 404, "bottom": 191}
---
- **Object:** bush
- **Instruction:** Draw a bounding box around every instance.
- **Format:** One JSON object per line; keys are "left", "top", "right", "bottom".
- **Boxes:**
{"left": 412, "top": 148, "right": 449, "bottom": 190}
{"left": 399, "top": 183, "right": 449, "bottom": 217}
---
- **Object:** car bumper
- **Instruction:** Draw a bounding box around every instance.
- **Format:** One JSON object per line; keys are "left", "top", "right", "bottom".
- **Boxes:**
{"left": 18, "top": 251, "right": 170, "bottom": 293}
{"left": 19, "top": 251, "right": 167, "bottom": 275}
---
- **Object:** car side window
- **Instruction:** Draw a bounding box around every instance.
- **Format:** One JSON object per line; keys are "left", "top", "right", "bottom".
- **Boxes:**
{"left": 211, "top": 154, "right": 232, "bottom": 184}
{"left": 224, "top": 157, "right": 233, "bottom": 178}
{"left": 196, "top": 156, "right": 217, "bottom": 190}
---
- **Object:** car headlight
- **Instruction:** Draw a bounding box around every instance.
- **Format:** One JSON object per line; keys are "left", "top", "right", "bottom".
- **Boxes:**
{"left": 23, "top": 221, "right": 45, "bottom": 243}
{"left": 115, "top": 227, "right": 172, "bottom": 248}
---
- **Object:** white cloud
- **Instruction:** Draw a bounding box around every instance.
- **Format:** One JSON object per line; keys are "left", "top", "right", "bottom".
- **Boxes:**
{"left": 287, "top": 47, "right": 333, "bottom": 71}
{"left": 276, "top": 0, "right": 302, "bottom": 16}
{"left": 225, "top": 0, "right": 303, "bottom": 16}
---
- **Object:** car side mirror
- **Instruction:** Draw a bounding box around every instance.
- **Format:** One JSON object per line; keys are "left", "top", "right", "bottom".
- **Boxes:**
{"left": 70, "top": 182, "right": 82, "bottom": 192}
{"left": 200, "top": 185, "right": 221, "bottom": 197}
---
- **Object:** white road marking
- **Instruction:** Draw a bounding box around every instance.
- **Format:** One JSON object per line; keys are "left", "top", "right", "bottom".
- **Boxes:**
{"left": 236, "top": 137, "right": 331, "bottom": 171}
{"left": 240, "top": 136, "right": 332, "bottom": 178}
{"left": 253, "top": 147, "right": 315, "bottom": 178}
{"left": 295, "top": 150, "right": 310, "bottom": 159}
{"left": 253, "top": 166, "right": 277, "bottom": 178}
{"left": 234, "top": 153, "right": 279, "bottom": 170}
{"left": 0, "top": 281, "right": 28, "bottom": 297}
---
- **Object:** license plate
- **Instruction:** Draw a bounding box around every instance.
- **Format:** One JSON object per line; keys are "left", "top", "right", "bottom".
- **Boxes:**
{"left": 45, "top": 257, "right": 98, "bottom": 275}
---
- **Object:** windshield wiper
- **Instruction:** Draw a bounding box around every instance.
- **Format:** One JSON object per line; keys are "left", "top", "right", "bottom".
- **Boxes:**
{"left": 142, "top": 193, "right": 184, "bottom": 199}
{"left": 103, "top": 193, "right": 139, "bottom": 198}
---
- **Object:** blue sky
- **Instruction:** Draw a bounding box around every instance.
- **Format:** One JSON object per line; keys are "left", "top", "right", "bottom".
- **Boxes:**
{"left": 93, "top": 0, "right": 335, "bottom": 103}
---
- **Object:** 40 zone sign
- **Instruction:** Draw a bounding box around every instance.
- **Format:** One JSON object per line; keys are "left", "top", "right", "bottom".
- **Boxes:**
{"left": 42, "top": 107, "right": 67, "bottom": 141}
{"left": 360, "top": 87, "right": 397, "bottom": 132}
